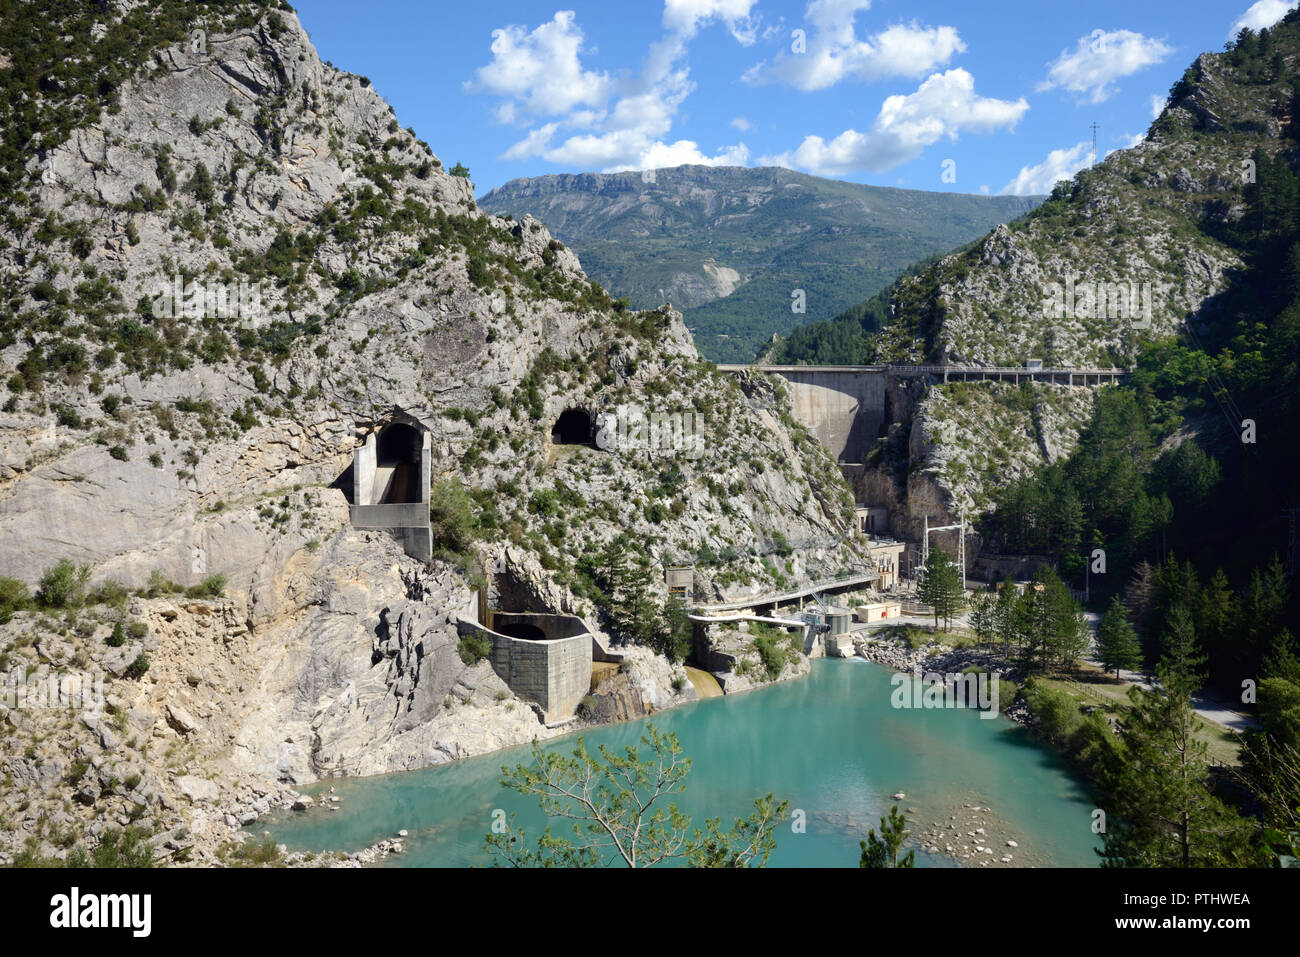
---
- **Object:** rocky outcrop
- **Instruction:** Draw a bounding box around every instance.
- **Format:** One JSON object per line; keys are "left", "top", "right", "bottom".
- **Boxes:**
{"left": 586, "top": 646, "right": 698, "bottom": 723}
{"left": 0, "top": 3, "right": 860, "bottom": 864}
{"left": 863, "top": 31, "right": 1296, "bottom": 536}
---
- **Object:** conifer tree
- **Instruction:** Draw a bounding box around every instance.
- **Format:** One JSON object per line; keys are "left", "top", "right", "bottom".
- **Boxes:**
{"left": 859, "top": 805, "right": 915, "bottom": 868}
{"left": 1096, "top": 596, "right": 1143, "bottom": 678}
{"left": 1099, "top": 603, "right": 1265, "bottom": 867}
{"left": 917, "top": 549, "right": 963, "bottom": 631}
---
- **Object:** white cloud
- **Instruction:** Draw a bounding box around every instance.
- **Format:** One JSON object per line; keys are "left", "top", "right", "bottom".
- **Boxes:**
{"left": 663, "top": 0, "right": 761, "bottom": 44}
{"left": 1228, "top": 0, "right": 1299, "bottom": 39}
{"left": 1149, "top": 93, "right": 1168, "bottom": 118}
{"left": 978, "top": 184, "right": 990, "bottom": 194}
{"left": 469, "top": 11, "right": 612, "bottom": 118}
{"left": 746, "top": 1, "right": 966, "bottom": 91}
{"left": 1039, "top": 29, "right": 1174, "bottom": 103}
{"left": 731, "top": 116, "right": 753, "bottom": 131}
{"left": 483, "top": 4, "right": 755, "bottom": 172}
{"left": 619, "top": 140, "right": 751, "bottom": 171}
{"left": 765, "top": 69, "right": 1028, "bottom": 176}
{"left": 1000, "top": 141, "right": 1091, "bottom": 196}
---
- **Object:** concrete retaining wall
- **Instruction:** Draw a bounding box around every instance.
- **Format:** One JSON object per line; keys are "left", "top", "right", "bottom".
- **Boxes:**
{"left": 457, "top": 615, "right": 593, "bottom": 723}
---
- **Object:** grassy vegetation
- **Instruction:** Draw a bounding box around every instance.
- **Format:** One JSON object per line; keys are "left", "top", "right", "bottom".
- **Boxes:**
{"left": 1033, "top": 668, "right": 1241, "bottom": 768}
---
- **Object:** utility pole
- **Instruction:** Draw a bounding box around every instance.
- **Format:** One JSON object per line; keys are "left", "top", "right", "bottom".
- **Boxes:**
{"left": 921, "top": 512, "right": 966, "bottom": 587}
{"left": 1090, "top": 121, "right": 1099, "bottom": 167}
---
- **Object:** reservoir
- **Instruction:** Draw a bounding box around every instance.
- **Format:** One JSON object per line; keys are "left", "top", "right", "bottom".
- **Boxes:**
{"left": 261, "top": 659, "right": 1103, "bottom": 867}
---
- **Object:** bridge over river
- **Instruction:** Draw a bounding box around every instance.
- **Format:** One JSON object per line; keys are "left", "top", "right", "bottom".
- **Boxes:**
{"left": 688, "top": 570, "right": 878, "bottom": 615}
{"left": 716, "top": 363, "right": 1126, "bottom": 463}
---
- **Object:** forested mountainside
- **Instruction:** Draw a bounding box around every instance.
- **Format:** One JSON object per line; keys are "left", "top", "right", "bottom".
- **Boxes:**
{"left": 836, "top": 15, "right": 1300, "bottom": 858}
{"left": 0, "top": 0, "right": 861, "bottom": 864}
{"left": 480, "top": 166, "right": 1040, "bottom": 363}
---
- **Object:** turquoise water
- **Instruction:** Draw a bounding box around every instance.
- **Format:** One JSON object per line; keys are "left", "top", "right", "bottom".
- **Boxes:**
{"left": 260, "top": 659, "right": 1102, "bottom": 867}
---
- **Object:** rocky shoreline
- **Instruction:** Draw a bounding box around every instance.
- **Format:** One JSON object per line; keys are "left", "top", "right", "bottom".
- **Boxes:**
{"left": 850, "top": 629, "right": 1032, "bottom": 725}
{"left": 847, "top": 628, "right": 1042, "bottom": 867}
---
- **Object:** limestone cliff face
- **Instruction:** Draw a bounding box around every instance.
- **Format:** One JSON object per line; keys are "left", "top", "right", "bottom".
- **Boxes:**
{"left": 0, "top": 3, "right": 857, "bottom": 862}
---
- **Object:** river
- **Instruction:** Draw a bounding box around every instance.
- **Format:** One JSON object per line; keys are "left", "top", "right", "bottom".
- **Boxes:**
{"left": 260, "top": 658, "right": 1102, "bottom": 867}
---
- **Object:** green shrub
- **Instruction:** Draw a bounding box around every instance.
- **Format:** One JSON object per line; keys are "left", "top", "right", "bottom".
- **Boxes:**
{"left": 431, "top": 478, "right": 480, "bottom": 554}
{"left": 144, "top": 570, "right": 180, "bottom": 598}
{"left": 185, "top": 574, "right": 226, "bottom": 598}
{"left": 127, "top": 621, "right": 148, "bottom": 639}
{"left": 457, "top": 632, "right": 493, "bottom": 665}
{"left": 89, "top": 579, "right": 129, "bottom": 608}
{"left": 225, "top": 834, "right": 282, "bottom": 867}
{"left": 106, "top": 622, "right": 126, "bottom": 647}
{"left": 37, "top": 560, "right": 88, "bottom": 608}
{"left": 123, "top": 653, "right": 150, "bottom": 679}
{"left": 0, "top": 577, "right": 31, "bottom": 623}
{"left": 753, "top": 628, "right": 788, "bottom": 680}
{"left": 1025, "top": 682, "right": 1082, "bottom": 745}
{"left": 995, "top": 677, "right": 1020, "bottom": 712}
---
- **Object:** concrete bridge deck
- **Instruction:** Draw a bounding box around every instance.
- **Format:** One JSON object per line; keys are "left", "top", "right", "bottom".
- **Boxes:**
{"left": 690, "top": 570, "right": 877, "bottom": 615}
{"left": 717, "top": 363, "right": 1126, "bottom": 385}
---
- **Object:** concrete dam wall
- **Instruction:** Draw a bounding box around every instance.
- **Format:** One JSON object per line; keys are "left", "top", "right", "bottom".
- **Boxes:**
{"left": 772, "top": 366, "right": 887, "bottom": 463}
{"left": 718, "top": 363, "right": 1124, "bottom": 465}
{"left": 719, "top": 365, "right": 888, "bottom": 463}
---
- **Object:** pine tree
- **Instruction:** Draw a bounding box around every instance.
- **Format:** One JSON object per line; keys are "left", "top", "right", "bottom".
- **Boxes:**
{"left": 969, "top": 590, "right": 996, "bottom": 650}
{"left": 993, "top": 577, "right": 1020, "bottom": 656}
{"left": 1099, "top": 609, "right": 1264, "bottom": 867}
{"left": 1019, "top": 579, "right": 1050, "bottom": 673}
{"left": 1242, "top": 558, "right": 1289, "bottom": 672}
{"left": 1096, "top": 596, "right": 1143, "bottom": 677}
{"left": 1161, "top": 602, "right": 1205, "bottom": 682}
{"left": 592, "top": 535, "right": 627, "bottom": 606}
{"left": 658, "top": 596, "right": 693, "bottom": 664}
{"left": 1124, "top": 559, "right": 1156, "bottom": 636}
{"left": 614, "top": 561, "right": 657, "bottom": 647}
{"left": 1239, "top": 677, "right": 1300, "bottom": 863}
{"left": 1018, "top": 567, "right": 1087, "bottom": 673}
{"left": 917, "top": 549, "right": 962, "bottom": 631}
{"left": 1196, "top": 568, "right": 1236, "bottom": 673}
{"left": 859, "top": 805, "right": 915, "bottom": 868}
{"left": 1262, "top": 628, "right": 1300, "bottom": 686}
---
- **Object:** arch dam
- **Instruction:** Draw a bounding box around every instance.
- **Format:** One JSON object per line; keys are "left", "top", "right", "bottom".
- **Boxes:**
{"left": 715, "top": 364, "right": 1126, "bottom": 464}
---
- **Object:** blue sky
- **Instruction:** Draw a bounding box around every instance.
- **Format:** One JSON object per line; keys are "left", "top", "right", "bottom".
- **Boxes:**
{"left": 293, "top": 0, "right": 1298, "bottom": 196}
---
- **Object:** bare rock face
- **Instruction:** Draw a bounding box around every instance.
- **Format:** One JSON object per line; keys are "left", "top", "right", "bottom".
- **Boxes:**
{"left": 586, "top": 647, "right": 697, "bottom": 723}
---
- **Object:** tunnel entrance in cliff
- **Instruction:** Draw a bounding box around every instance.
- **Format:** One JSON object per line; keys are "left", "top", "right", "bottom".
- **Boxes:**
{"left": 495, "top": 621, "right": 549, "bottom": 642}
{"left": 551, "top": 408, "right": 593, "bottom": 446}
{"left": 375, "top": 422, "right": 422, "bottom": 504}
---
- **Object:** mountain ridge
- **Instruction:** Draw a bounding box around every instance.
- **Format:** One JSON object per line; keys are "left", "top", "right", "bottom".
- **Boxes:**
{"left": 0, "top": 0, "right": 861, "bottom": 864}
{"left": 480, "top": 165, "right": 1042, "bottom": 362}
